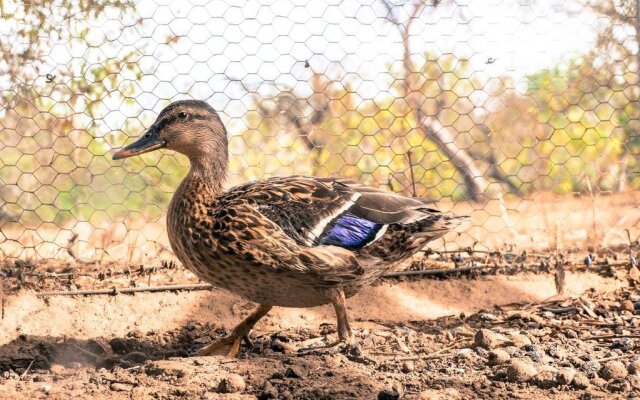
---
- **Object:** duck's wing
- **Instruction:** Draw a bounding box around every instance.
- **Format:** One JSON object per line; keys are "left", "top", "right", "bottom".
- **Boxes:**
{"left": 234, "top": 175, "right": 462, "bottom": 251}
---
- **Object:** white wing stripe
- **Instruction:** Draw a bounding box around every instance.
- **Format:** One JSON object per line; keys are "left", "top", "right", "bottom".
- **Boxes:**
{"left": 307, "top": 192, "right": 362, "bottom": 242}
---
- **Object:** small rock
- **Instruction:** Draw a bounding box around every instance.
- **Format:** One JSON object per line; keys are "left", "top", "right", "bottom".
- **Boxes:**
{"left": 378, "top": 389, "right": 400, "bottom": 400}
{"left": 503, "top": 346, "right": 520, "bottom": 357}
{"left": 478, "top": 312, "right": 497, "bottom": 321}
{"left": 456, "top": 348, "right": 474, "bottom": 360}
{"left": 488, "top": 349, "right": 511, "bottom": 366}
{"left": 218, "top": 374, "right": 246, "bottom": 393}
{"left": 621, "top": 300, "right": 635, "bottom": 312}
{"left": 507, "top": 333, "right": 532, "bottom": 348}
{"left": 628, "top": 374, "right": 640, "bottom": 390}
{"left": 260, "top": 381, "right": 278, "bottom": 399}
{"left": 581, "top": 360, "right": 602, "bottom": 376}
{"left": 126, "top": 329, "right": 143, "bottom": 339}
{"left": 401, "top": 361, "right": 415, "bottom": 373}
{"left": 122, "top": 351, "right": 148, "bottom": 364}
{"left": 506, "top": 359, "right": 538, "bottom": 382}
{"left": 186, "top": 320, "right": 198, "bottom": 331}
{"left": 601, "top": 361, "right": 628, "bottom": 380}
{"left": 533, "top": 368, "right": 558, "bottom": 389}
{"left": 284, "top": 367, "right": 304, "bottom": 379}
{"left": 611, "top": 338, "right": 634, "bottom": 351}
{"left": 564, "top": 329, "right": 578, "bottom": 339}
{"left": 109, "top": 338, "right": 129, "bottom": 354}
{"left": 627, "top": 359, "right": 640, "bottom": 375}
{"left": 546, "top": 344, "right": 567, "bottom": 360}
{"left": 591, "top": 377, "right": 607, "bottom": 388}
{"left": 572, "top": 372, "right": 590, "bottom": 389}
{"left": 556, "top": 368, "right": 576, "bottom": 385}
{"left": 608, "top": 378, "right": 629, "bottom": 392}
{"left": 49, "top": 364, "right": 66, "bottom": 375}
{"left": 474, "top": 347, "right": 489, "bottom": 357}
{"left": 110, "top": 382, "right": 132, "bottom": 392}
{"left": 40, "top": 384, "right": 52, "bottom": 394}
{"left": 270, "top": 372, "right": 284, "bottom": 380}
{"left": 474, "top": 329, "right": 506, "bottom": 350}
{"left": 541, "top": 311, "right": 555, "bottom": 319}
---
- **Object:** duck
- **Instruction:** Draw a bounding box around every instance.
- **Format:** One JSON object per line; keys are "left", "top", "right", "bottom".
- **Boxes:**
{"left": 113, "top": 99, "right": 466, "bottom": 357}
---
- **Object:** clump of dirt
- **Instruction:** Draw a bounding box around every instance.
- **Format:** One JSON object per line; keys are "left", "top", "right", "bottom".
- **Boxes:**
{"left": 0, "top": 277, "right": 639, "bottom": 399}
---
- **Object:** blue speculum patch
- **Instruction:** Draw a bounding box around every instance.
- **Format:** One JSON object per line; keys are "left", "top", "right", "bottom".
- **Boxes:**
{"left": 320, "top": 213, "right": 383, "bottom": 249}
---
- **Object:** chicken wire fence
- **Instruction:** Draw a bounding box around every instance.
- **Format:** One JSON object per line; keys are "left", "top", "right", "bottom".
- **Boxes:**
{"left": 1, "top": 0, "right": 640, "bottom": 265}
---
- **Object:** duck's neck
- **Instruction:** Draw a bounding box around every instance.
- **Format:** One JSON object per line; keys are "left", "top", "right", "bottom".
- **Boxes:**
{"left": 183, "top": 151, "right": 228, "bottom": 197}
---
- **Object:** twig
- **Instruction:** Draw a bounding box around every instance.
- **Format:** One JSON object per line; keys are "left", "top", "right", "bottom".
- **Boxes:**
{"left": 383, "top": 264, "right": 497, "bottom": 278}
{"left": 584, "top": 334, "right": 640, "bottom": 341}
{"left": 407, "top": 149, "right": 417, "bottom": 197}
{"left": 596, "top": 353, "right": 637, "bottom": 363}
{"left": 36, "top": 284, "right": 214, "bottom": 297}
{"left": 585, "top": 176, "right": 598, "bottom": 246}
{"left": 540, "top": 306, "right": 576, "bottom": 314}
{"left": 20, "top": 360, "right": 34, "bottom": 379}
{"left": 70, "top": 343, "right": 100, "bottom": 360}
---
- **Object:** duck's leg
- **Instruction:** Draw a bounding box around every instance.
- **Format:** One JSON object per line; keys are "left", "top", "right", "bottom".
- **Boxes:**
{"left": 298, "top": 289, "right": 355, "bottom": 352}
{"left": 196, "top": 304, "right": 272, "bottom": 357}
{"left": 331, "top": 288, "right": 355, "bottom": 346}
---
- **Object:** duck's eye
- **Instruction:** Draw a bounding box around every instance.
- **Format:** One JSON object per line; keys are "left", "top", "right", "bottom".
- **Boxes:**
{"left": 178, "top": 112, "right": 188, "bottom": 119}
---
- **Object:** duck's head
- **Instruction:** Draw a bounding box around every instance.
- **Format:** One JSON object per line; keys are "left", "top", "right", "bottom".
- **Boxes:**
{"left": 112, "top": 100, "right": 227, "bottom": 164}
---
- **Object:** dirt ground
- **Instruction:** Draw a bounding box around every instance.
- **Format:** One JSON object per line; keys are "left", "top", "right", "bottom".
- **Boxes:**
{"left": 1, "top": 257, "right": 640, "bottom": 399}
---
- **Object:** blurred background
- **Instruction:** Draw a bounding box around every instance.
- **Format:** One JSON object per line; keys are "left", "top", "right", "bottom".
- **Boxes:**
{"left": 1, "top": 0, "right": 640, "bottom": 264}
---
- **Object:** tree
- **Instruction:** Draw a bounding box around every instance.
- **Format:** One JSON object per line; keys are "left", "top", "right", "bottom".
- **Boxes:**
{"left": 379, "top": 0, "right": 495, "bottom": 200}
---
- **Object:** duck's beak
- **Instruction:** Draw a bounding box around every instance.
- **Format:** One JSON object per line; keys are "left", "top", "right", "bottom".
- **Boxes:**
{"left": 112, "top": 127, "right": 166, "bottom": 160}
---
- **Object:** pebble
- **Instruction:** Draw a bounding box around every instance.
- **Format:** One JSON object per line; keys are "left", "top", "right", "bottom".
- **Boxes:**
{"left": 122, "top": 351, "right": 148, "bottom": 364}
{"left": 621, "top": 300, "right": 635, "bottom": 312}
{"left": 600, "top": 361, "right": 628, "bottom": 380}
{"left": 488, "top": 349, "right": 511, "bottom": 366}
{"left": 49, "top": 364, "right": 66, "bottom": 375}
{"left": 628, "top": 375, "right": 640, "bottom": 390}
{"left": 503, "top": 346, "right": 520, "bottom": 357}
{"left": 608, "top": 378, "right": 630, "bottom": 392}
{"left": 110, "top": 382, "right": 132, "bottom": 392}
{"left": 474, "top": 329, "right": 506, "bottom": 350}
{"left": 218, "top": 374, "right": 246, "bottom": 393}
{"left": 261, "top": 381, "right": 278, "bottom": 399}
{"left": 611, "top": 338, "right": 634, "bottom": 351}
{"left": 506, "top": 359, "right": 538, "bottom": 382}
{"left": 474, "top": 347, "right": 489, "bottom": 357}
{"left": 556, "top": 368, "right": 576, "bottom": 385}
{"left": 546, "top": 345, "right": 567, "bottom": 360}
{"left": 378, "top": 389, "right": 400, "bottom": 400}
{"left": 478, "top": 312, "right": 497, "bottom": 321}
{"left": 581, "top": 360, "right": 601, "bottom": 376}
{"left": 186, "top": 320, "right": 198, "bottom": 331}
{"left": 591, "top": 377, "right": 607, "bottom": 388}
{"left": 284, "top": 367, "right": 304, "bottom": 379}
{"left": 572, "top": 372, "right": 590, "bottom": 389}
{"left": 533, "top": 368, "right": 558, "bottom": 389}
{"left": 456, "top": 348, "right": 474, "bottom": 360}
{"left": 401, "top": 361, "right": 415, "bottom": 373}
{"left": 628, "top": 359, "right": 640, "bottom": 375}
{"left": 109, "top": 338, "right": 129, "bottom": 354}
{"left": 508, "top": 333, "right": 532, "bottom": 348}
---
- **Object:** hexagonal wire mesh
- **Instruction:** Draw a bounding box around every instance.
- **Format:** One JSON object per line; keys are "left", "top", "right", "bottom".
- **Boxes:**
{"left": 1, "top": 0, "right": 639, "bottom": 267}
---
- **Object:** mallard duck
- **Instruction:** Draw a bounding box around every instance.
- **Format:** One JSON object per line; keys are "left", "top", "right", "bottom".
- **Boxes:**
{"left": 113, "top": 100, "right": 465, "bottom": 356}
